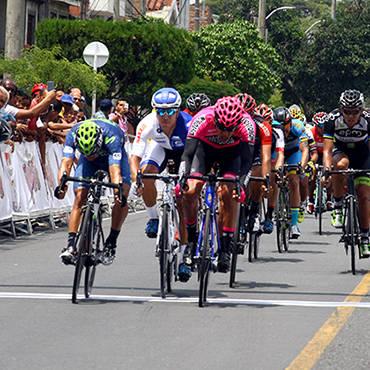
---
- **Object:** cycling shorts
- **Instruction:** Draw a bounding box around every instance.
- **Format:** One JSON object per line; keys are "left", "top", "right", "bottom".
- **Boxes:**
{"left": 140, "top": 140, "right": 184, "bottom": 173}
{"left": 188, "top": 140, "right": 243, "bottom": 177}
{"left": 333, "top": 147, "right": 370, "bottom": 177}
{"left": 74, "top": 151, "right": 131, "bottom": 190}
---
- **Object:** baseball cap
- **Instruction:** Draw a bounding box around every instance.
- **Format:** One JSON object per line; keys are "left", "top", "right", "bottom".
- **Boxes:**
{"left": 60, "top": 94, "right": 75, "bottom": 105}
{"left": 100, "top": 98, "right": 113, "bottom": 111}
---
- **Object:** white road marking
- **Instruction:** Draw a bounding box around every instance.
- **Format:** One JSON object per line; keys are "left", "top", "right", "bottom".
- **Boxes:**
{"left": 1, "top": 292, "right": 370, "bottom": 308}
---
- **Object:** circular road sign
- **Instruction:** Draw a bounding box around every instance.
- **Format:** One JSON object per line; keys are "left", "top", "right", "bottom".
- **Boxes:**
{"left": 83, "top": 41, "right": 109, "bottom": 69}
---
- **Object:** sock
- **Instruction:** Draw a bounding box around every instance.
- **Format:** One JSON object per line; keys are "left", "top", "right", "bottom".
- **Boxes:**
{"left": 146, "top": 204, "right": 158, "bottom": 220}
{"left": 250, "top": 201, "right": 260, "bottom": 215}
{"left": 106, "top": 228, "right": 120, "bottom": 245}
{"left": 360, "top": 228, "right": 369, "bottom": 240}
{"left": 67, "top": 232, "right": 77, "bottom": 247}
{"left": 267, "top": 205, "right": 275, "bottom": 220}
{"left": 185, "top": 219, "right": 197, "bottom": 243}
{"left": 180, "top": 244, "right": 187, "bottom": 263}
{"left": 291, "top": 208, "right": 299, "bottom": 226}
{"left": 300, "top": 199, "right": 307, "bottom": 208}
{"left": 334, "top": 197, "right": 343, "bottom": 211}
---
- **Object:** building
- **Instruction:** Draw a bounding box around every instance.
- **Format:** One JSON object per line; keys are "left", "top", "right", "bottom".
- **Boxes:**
{"left": 1, "top": 0, "right": 212, "bottom": 60}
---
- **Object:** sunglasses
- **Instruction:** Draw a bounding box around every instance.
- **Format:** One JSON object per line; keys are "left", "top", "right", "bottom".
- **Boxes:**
{"left": 342, "top": 108, "right": 361, "bottom": 116}
{"left": 284, "top": 123, "right": 291, "bottom": 129}
{"left": 156, "top": 108, "right": 177, "bottom": 116}
{"left": 74, "top": 98, "right": 82, "bottom": 102}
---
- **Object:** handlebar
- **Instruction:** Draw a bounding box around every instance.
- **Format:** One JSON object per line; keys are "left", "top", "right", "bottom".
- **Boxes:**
{"left": 55, "top": 170, "right": 125, "bottom": 204}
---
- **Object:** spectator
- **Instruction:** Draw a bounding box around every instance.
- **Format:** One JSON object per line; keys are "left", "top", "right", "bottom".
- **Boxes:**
{"left": 67, "top": 86, "right": 85, "bottom": 110}
{"left": 65, "top": 104, "right": 78, "bottom": 124}
{"left": 60, "top": 94, "right": 75, "bottom": 118}
{"left": 0, "top": 86, "right": 9, "bottom": 111}
{"left": 0, "top": 78, "right": 55, "bottom": 124}
{"left": 76, "top": 109, "right": 86, "bottom": 122}
{"left": 109, "top": 98, "right": 134, "bottom": 142}
{"left": 56, "top": 90, "right": 65, "bottom": 100}
{"left": 93, "top": 98, "right": 113, "bottom": 120}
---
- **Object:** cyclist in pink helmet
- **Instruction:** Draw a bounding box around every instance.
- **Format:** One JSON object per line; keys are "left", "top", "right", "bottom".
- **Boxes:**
{"left": 177, "top": 96, "right": 256, "bottom": 278}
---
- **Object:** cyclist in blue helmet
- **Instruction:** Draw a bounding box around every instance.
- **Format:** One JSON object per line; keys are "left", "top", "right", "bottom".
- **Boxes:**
{"left": 130, "top": 87, "right": 192, "bottom": 280}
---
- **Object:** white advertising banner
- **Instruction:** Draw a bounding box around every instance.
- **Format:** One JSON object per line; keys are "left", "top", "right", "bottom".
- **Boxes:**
{"left": 0, "top": 144, "right": 13, "bottom": 221}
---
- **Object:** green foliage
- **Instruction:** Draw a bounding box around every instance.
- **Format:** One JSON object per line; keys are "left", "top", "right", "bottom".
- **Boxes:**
{"left": 0, "top": 46, "right": 108, "bottom": 95}
{"left": 192, "top": 20, "right": 281, "bottom": 103}
{"left": 175, "top": 76, "right": 240, "bottom": 109}
{"left": 35, "top": 18, "right": 195, "bottom": 104}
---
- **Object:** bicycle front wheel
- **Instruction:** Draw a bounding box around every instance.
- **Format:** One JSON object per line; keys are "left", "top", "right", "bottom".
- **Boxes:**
{"left": 275, "top": 189, "right": 284, "bottom": 253}
{"left": 348, "top": 198, "right": 357, "bottom": 275}
{"left": 159, "top": 205, "right": 170, "bottom": 298}
{"left": 318, "top": 181, "right": 323, "bottom": 235}
{"left": 199, "top": 209, "right": 211, "bottom": 307}
{"left": 72, "top": 206, "right": 91, "bottom": 304}
{"left": 230, "top": 204, "right": 245, "bottom": 287}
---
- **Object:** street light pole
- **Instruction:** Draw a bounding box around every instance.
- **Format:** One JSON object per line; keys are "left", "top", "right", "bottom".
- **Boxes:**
{"left": 257, "top": 0, "right": 266, "bottom": 40}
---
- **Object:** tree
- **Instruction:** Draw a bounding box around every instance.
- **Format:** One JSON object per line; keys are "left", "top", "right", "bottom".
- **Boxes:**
{"left": 35, "top": 18, "right": 195, "bottom": 109}
{"left": 192, "top": 20, "right": 281, "bottom": 103}
{"left": 0, "top": 46, "right": 108, "bottom": 96}
{"left": 175, "top": 76, "right": 240, "bottom": 108}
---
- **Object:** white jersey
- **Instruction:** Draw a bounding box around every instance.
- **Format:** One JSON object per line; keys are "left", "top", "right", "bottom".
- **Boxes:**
{"left": 131, "top": 111, "right": 192, "bottom": 158}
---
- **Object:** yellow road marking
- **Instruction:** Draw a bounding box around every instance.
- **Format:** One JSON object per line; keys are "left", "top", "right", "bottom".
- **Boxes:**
{"left": 286, "top": 270, "right": 370, "bottom": 370}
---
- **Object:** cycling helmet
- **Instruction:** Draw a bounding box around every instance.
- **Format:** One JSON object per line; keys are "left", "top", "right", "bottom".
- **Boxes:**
{"left": 256, "top": 103, "right": 273, "bottom": 123}
{"left": 235, "top": 93, "right": 256, "bottom": 114}
{"left": 185, "top": 93, "right": 211, "bottom": 113}
{"left": 273, "top": 107, "right": 292, "bottom": 125}
{"left": 75, "top": 121, "right": 103, "bottom": 157}
{"left": 0, "top": 118, "right": 12, "bottom": 143}
{"left": 312, "top": 112, "right": 328, "bottom": 127}
{"left": 339, "top": 89, "right": 364, "bottom": 108}
{"left": 289, "top": 108, "right": 303, "bottom": 121}
{"left": 31, "top": 83, "right": 47, "bottom": 96}
{"left": 214, "top": 96, "right": 244, "bottom": 131}
{"left": 151, "top": 87, "right": 181, "bottom": 109}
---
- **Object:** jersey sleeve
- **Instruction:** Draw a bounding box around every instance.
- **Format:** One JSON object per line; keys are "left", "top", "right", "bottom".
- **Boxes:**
{"left": 62, "top": 127, "right": 77, "bottom": 160}
{"left": 131, "top": 117, "right": 151, "bottom": 157}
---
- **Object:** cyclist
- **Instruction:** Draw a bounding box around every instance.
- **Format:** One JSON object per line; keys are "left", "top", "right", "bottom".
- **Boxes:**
{"left": 129, "top": 88, "right": 192, "bottom": 267}
{"left": 290, "top": 107, "right": 314, "bottom": 224}
{"left": 307, "top": 112, "right": 333, "bottom": 213}
{"left": 274, "top": 107, "right": 309, "bottom": 239}
{"left": 236, "top": 94, "right": 271, "bottom": 233}
{"left": 183, "top": 93, "right": 211, "bottom": 117}
{"left": 55, "top": 119, "right": 131, "bottom": 265}
{"left": 323, "top": 89, "right": 370, "bottom": 256}
{"left": 256, "top": 104, "right": 285, "bottom": 234}
{"left": 180, "top": 96, "right": 256, "bottom": 276}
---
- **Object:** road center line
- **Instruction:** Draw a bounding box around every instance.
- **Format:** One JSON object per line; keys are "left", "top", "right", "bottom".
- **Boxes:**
{"left": 1, "top": 292, "right": 370, "bottom": 308}
{"left": 287, "top": 270, "right": 370, "bottom": 370}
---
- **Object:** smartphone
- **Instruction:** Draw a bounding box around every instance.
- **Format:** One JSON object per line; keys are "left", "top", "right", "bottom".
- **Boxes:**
{"left": 47, "top": 81, "right": 55, "bottom": 91}
{"left": 124, "top": 103, "right": 129, "bottom": 109}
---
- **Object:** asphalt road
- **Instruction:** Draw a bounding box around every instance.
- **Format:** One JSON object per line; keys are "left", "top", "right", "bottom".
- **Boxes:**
{"left": 1, "top": 209, "right": 370, "bottom": 369}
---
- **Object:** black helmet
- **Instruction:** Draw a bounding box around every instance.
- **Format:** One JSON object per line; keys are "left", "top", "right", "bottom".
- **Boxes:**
{"left": 185, "top": 93, "right": 211, "bottom": 113}
{"left": 273, "top": 107, "right": 292, "bottom": 125}
{"left": 0, "top": 118, "right": 12, "bottom": 143}
{"left": 339, "top": 90, "right": 364, "bottom": 108}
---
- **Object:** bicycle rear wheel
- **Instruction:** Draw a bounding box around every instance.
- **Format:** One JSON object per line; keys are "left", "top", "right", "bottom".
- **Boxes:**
{"left": 159, "top": 205, "right": 170, "bottom": 298}
{"left": 72, "top": 206, "right": 91, "bottom": 303}
{"left": 283, "top": 189, "right": 290, "bottom": 251}
{"left": 199, "top": 209, "right": 211, "bottom": 307}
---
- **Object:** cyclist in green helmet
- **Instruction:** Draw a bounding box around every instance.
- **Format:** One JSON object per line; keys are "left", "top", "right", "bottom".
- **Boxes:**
{"left": 55, "top": 119, "right": 131, "bottom": 265}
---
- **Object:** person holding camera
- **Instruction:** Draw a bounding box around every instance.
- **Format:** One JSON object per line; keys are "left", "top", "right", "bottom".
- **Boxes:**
{"left": 109, "top": 98, "right": 134, "bottom": 143}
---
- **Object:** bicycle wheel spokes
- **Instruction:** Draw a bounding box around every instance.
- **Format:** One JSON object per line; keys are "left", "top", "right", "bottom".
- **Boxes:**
{"left": 348, "top": 198, "right": 357, "bottom": 275}
{"left": 275, "top": 189, "right": 284, "bottom": 253}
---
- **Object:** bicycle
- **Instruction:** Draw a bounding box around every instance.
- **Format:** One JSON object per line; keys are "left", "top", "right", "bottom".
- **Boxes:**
{"left": 313, "top": 165, "right": 327, "bottom": 235}
{"left": 57, "top": 170, "right": 124, "bottom": 304}
{"left": 324, "top": 168, "right": 370, "bottom": 275}
{"left": 273, "top": 166, "right": 291, "bottom": 253}
{"left": 136, "top": 161, "right": 180, "bottom": 298}
{"left": 184, "top": 167, "right": 241, "bottom": 307}
{"left": 229, "top": 175, "right": 269, "bottom": 288}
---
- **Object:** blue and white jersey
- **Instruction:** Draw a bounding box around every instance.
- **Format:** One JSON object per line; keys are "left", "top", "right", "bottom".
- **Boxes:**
{"left": 285, "top": 118, "right": 308, "bottom": 152}
{"left": 63, "top": 119, "right": 125, "bottom": 168}
{"left": 131, "top": 111, "right": 192, "bottom": 157}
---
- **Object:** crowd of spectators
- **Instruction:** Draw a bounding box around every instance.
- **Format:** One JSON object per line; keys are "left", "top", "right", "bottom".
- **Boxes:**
{"left": 0, "top": 78, "right": 134, "bottom": 173}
